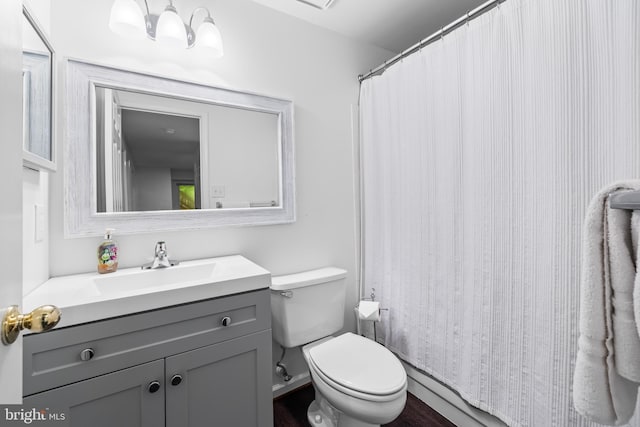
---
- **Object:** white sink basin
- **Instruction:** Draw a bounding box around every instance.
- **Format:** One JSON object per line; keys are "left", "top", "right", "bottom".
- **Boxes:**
{"left": 23, "top": 255, "right": 271, "bottom": 328}
{"left": 93, "top": 262, "right": 217, "bottom": 294}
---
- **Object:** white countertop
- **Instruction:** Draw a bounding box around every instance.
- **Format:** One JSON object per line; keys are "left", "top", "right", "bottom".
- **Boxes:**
{"left": 23, "top": 255, "right": 271, "bottom": 329}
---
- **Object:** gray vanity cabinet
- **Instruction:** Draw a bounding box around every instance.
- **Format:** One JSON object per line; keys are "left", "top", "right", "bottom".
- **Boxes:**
{"left": 166, "top": 330, "right": 272, "bottom": 426}
{"left": 23, "top": 290, "right": 273, "bottom": 427}
{"left": 23, "top": 360, "right": 165, "bottom": 427}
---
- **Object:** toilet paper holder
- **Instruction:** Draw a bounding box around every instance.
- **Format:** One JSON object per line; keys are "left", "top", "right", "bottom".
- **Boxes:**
{"left": 356, "top": 288, "right": 388, "bottom": 318}
{"left": 353, "top": 305, "right": 388, "bottom": 324}
{"left": 354, "top": 303, "right": 387, "bottom": 343}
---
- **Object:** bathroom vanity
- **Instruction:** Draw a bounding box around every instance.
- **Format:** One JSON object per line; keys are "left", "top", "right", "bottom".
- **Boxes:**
{"left": 21, "top": 255, "right": 273, "bottom": 427}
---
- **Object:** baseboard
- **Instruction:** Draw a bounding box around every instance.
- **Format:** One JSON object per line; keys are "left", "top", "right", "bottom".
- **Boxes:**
{"left": 402, "top": 362, "right": 507, "bottom": 427}
{"left": 272, "top": 372, "right": 311, "bottom": 399}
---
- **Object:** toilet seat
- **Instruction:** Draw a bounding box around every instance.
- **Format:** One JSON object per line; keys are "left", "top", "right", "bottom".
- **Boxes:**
{"left": 307, "top": 333, "right": 406, "bottom": 399}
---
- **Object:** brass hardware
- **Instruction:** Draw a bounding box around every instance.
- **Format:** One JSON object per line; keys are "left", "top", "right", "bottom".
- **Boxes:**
{"left": 1, "top": 305, "right": 62, "bottom": 345}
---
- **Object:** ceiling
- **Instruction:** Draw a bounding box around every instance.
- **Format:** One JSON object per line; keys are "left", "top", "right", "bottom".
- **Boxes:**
{"left": 250, "top": 0, "right": 490, "bottom": 53}
{"left": 121, "top": 109, "right": 200, "bottom": 170}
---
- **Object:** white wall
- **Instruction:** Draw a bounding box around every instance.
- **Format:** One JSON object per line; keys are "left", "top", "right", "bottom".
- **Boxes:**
{"left": 209, "top": 105, "right": 279, "bottom": 207}
{"left": 23, "top": 0, "right": 50, "bottom": 34}
{"left": 44, "top": 0, "right": 392, "bottom": 389}
{"left": 133, "top": 167, "right": 173, "bottom": 211}
{"left": 23, "top": 167, "right": 50, "bottom": 297}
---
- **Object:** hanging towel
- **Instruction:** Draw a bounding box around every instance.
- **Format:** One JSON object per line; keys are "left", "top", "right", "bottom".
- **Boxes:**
{"left": 609, "top": 206, "right": 640, "bottom": 381}
{"left": 633, "top": 212, "right": 640, "bottom": 344}
{"left": 573, "top": 181, "right": 640, "bottom": 425}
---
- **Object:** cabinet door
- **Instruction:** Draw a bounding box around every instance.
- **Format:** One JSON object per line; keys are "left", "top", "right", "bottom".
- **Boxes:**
{"left": 166, "top": 330, "right": 273, "bottom": 427}
{"left": 24, "top": 360, "right": 165, "bottom": 427}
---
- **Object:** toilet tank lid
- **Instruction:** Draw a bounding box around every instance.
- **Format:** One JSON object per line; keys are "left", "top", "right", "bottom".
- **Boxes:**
{"left": 271, "top": 267, "right": 347, "bottom": 291}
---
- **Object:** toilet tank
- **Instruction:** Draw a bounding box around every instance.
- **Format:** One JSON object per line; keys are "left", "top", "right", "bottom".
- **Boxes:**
{"left": 270, "top": 267, "right": 347, "bottom": 348}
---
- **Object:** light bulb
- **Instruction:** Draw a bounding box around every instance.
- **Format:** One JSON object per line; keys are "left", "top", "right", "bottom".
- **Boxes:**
{"left": 194, "top": 18, "right": 224, "bottom": 58}
{"left": 156, "top": 5, "right": 188, "bottom": 49}
{"left": 109, "top": 0, "right": 146, "bottom": 39}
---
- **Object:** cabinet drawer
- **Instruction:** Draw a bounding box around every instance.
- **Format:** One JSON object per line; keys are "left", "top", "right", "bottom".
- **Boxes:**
{"left": 24, "top": 289, "right": 270, "bottom": 396}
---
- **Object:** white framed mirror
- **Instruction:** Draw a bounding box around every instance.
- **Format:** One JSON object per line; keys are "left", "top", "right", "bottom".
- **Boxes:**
{"left": 22, "top": 5, "right": 56, "bottom": 171}
{"left": 64, "top": 60, "right": 295, "bottom": 237}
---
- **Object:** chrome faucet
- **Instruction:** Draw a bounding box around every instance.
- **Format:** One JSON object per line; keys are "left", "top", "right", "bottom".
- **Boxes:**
{"left": 141, "top": 241, "right": 180, "bottom": 270}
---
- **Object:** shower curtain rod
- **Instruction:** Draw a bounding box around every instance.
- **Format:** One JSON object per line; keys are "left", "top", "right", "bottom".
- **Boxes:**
{"left": 358, "top": 0, "right": 506, "bottom": 83}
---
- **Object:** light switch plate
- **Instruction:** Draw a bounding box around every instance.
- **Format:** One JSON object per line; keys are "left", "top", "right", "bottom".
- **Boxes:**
{"left": 211, "top": 185, "right": 226, "bottom": 198}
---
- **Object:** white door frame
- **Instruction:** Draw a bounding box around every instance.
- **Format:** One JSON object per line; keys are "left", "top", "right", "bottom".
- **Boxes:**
{"left": 0, "top": 0, "right": 26, "bottom": 404}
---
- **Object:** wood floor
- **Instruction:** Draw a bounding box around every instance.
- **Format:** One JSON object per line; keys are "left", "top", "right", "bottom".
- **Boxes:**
{"left": 273, "top": 384, "right": 456, "bottom": 427}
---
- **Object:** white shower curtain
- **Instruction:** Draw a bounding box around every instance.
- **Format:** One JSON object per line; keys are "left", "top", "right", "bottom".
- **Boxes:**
{"left": 360, "top": 0, "right": 640, "bottom": 426}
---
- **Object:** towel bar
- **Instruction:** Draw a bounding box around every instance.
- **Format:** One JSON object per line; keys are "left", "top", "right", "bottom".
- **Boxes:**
{"left": 610, "top": 191, "right": 640, "bottom": 210}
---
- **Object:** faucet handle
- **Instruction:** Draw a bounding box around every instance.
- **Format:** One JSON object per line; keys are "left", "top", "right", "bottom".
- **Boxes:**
{"left": 141, "top": 241, "right": 178, "bottom": 270}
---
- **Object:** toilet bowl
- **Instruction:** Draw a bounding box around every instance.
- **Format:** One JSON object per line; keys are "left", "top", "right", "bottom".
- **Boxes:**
{"left": 270, "top": 268, "right": 407, "bottom": 426}
{"left": 302, "top": 333, "right": 407, "bottom": 427}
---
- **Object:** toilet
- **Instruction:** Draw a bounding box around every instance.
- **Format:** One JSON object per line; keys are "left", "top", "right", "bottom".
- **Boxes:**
{"left": 270, "top": 267, "right": 407, "bottom": 427}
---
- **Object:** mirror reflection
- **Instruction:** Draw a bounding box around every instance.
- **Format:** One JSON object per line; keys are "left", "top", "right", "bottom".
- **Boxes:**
{"left": 22, "top": 8, "right": 53, "bottom": 167}
{"left": 65, "top": 59, "right": 295, "bottom": 236}
{"left": 95, "top": 87, "right": 280, "bottom": 213}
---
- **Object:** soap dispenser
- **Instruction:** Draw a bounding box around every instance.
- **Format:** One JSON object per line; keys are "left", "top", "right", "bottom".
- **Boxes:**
{"left": 98, "top": 228, "right": 118, "bottom": 274}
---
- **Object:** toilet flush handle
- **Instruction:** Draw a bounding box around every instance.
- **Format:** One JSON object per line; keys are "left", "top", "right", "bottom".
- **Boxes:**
{"left": 280, "top": 291, "right": 293, "bottom": 298}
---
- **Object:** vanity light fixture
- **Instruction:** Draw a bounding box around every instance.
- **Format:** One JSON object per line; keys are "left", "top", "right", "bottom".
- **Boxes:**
{"left": 108, "top": 0, "right": 224, "bottom": 58}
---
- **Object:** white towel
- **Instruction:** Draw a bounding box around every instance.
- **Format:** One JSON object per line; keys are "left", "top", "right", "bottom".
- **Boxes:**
{"left": 573, "top": 181, "right": 640, "bottom": 425}
{"left": 609, "top": 207, "right": 640, "bottom": 381}
{"left": 633, "top": 212, "right": 640, "bottom": 347}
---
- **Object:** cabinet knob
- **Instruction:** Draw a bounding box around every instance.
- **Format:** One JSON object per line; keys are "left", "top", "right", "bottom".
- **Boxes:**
{"left": 170, "top": 374, "right": 183, "bottom": 386}
{"left": 148, "top": 381, "right": 161, "bottom": 393}
{"left": 221, "top": 316, "right": 232, "bottom": 327}
{"left": 80, "top": 348, "right": 95, "bottom": 361}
